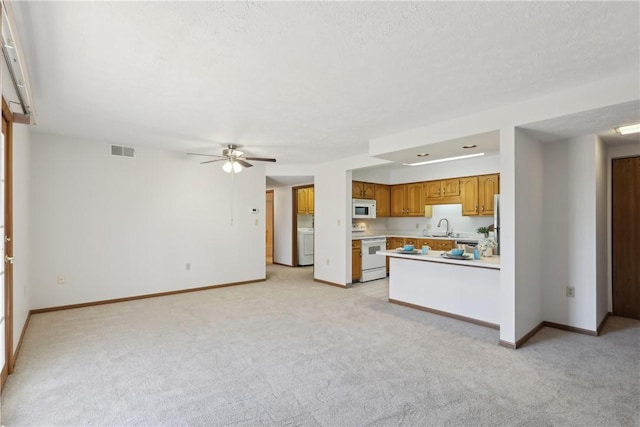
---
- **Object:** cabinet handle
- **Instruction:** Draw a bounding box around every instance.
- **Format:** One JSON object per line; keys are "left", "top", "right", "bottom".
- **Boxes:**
{"left": 481, "top": 205, "right": 485, "bottom": 212}
{"left": 475, "top": 205, "right": 478, "bottom": 212}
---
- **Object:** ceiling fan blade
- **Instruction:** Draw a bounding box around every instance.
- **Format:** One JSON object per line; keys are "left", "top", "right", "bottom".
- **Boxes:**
{"left": 200, "top": 159, "right": 226, "bottom": 164}
{"left": 187, "top": 152, "right": 225, "bottom": 158}
{"left": 236, "top": 159, "right": 253, "bottom": 168}
{"left": 245, "top": 157, "right": 277, "bottom": 162}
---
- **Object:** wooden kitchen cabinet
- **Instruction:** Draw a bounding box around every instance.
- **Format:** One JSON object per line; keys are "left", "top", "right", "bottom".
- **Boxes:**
{"left": 352, "top": 181, "right": 375, "bottom": 199}
{"left": 460, "top": 176, "right": 479, "bottom": 216}
{"left": 424, "top": 179, "right": 461, "bottom": 204}
{"left": 390, "top": 183, "right": 424, "bottom": 216}
{"left": 431, "top": 239, "right": 455, "bottom": 251}
{"left": 374, "top": 184, "right": 390, "bottom": 217}
{"left": 387, "top": 237, "right": 405, "bottom": 250}
{"left": 461, "top": 174, "right": 499, "bottom": 216}
{"left": 297, "top": 187, "right": 314, "bottom": 214}
{"left": 352, "top": 240, "right": 362, "bottom": 282}
{"left": 478, "top": 174, "right": 499, "bottom": 216}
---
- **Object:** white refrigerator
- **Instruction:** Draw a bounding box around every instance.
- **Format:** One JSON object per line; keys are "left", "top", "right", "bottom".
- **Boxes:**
{"left": 494, "top": 194, "right": 501, "bottom": 255}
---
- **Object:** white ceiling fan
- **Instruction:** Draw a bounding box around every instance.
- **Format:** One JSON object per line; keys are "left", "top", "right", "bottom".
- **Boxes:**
{"left": 187, "top": 144, "right": 276, "bottom": 173}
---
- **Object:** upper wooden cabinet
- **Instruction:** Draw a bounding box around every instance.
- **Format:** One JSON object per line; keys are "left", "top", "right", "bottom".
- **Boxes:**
{"left": 478, "top": 174, "right": 499, "bottom": 216}
{"left": 391, "top": 183, "right": 424, "bottom": 217}
{"left": 352, "top": 181, "right": 375, "bottom": 199}
{"left": 297, "top": 187, "right": 314, "bottom": 215}
{"left": 460, "top": 176, "right": 479, "bottom": 216}
{"left": 460, "top": 174, "right": 499, "bottom": 216}
{"left": 374, "top": 184, "right": 390, "bottom": 217}
{"left": 424, "top": 178, "right": 461, "bottom": 203}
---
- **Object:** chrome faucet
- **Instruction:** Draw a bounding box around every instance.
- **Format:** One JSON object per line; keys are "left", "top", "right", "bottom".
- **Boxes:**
{"left": 437, "top": 218, "right": 451, "bottom": 236}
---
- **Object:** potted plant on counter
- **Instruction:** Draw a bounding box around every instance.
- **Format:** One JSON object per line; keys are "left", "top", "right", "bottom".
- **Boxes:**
{"left": 478, "top": 238, "right": 497, "bottom": 257}
{"left": 476, "top": 226, "right": 490, "bottom": 238}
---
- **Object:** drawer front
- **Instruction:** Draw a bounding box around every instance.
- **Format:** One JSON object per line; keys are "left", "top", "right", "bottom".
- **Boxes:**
{"left": 432, "top": 240, "right": 455, "bottom": 250}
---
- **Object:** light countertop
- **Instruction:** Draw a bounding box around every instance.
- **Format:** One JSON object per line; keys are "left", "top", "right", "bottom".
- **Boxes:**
{"left": 352, "top": 234, "right": 479, "bottom": 242}
{"left": 377, "top": 250, "right": 500, "bottom": 270}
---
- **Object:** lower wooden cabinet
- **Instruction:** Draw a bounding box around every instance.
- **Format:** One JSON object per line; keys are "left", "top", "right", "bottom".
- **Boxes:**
{"left": 352, "top": 240, "right": 362, "bottom": 282}
{"left": 430, "top": 239, "right": 455, "bottom": 251}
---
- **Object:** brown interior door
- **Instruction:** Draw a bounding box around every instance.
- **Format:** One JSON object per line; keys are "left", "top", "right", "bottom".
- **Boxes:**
{"left": 612, "top": 156, "right": 640, "bottom": 319}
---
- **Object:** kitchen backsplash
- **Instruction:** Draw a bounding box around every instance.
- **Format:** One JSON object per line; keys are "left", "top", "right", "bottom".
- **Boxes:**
{"left": 354, "top": 204, "right": 494, "bottom": 238}
{"left": 298, "top": 214, "right": 314, "bottom": 228}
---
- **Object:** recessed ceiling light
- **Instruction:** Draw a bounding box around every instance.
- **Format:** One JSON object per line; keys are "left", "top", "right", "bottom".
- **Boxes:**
{"left": 615, "top": 123, "right": 640, "bottom": 135}
{"left": 403, "top": 152, "right": 485, "bottom": 167}
{"left": 416, "top": 153, "right": 429, "bottom": 157}
{"left": 462, "top": 144, "right": 477, "bottom": 149}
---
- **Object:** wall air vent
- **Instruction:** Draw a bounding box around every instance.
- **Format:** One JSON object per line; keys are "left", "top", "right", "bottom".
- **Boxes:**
{"left": 110, "top": 144, "right": 135, "bottom": 158}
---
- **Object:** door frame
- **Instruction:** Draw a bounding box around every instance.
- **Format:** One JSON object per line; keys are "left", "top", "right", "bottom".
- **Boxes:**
{"left": 291, "top": 184, "right": 314, "bottom": 267}
{"left": 1, "top": 98, "right": 14, "bottom": 388}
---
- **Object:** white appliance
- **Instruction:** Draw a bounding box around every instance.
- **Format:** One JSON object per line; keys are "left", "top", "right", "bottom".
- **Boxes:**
{"left": 353, "top": 199, "right": 376, "bottom": 219}
{"left": 494, "top": 194, "right": 501, "bottom": 255}
{"left": 360, "top": 237, "right": 387, "bottom": 282}
{"left": 297, "top": 228, "right": 314, "bottom": 266}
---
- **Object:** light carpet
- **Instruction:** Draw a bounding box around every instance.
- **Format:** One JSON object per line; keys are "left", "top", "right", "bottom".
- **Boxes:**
{"left": 2, "top": 265, "right": 639, "bottom": 426}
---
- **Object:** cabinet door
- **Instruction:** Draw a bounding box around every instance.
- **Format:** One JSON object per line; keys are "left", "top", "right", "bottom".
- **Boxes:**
{"left": 297, "top": 188, "right": 308, "bottom": 214}
{"left": 478, "top": 174, "right": 499, "bottom": 216}
{"left": 405, "top": 183, "right": 424, "bottom": 216}
{"left": 424, "top": 180, "right": 442, "bottom": 201}
{"left": 307, "top": 187, "right": 314, "bottom": 214}
{"left": 390, "top": 185, "right": 406, "bottom": 216}
{"left": 352, "top": 181, "right": 364, "bottom": 198}
{"left": 352, "top": 248, "right": 361, "bottom": 281}
{"left": 442, "top": 179, "right": 460, "bottom": 197}
{"left": 374, "top": 184, "right": 390, "bottom": 217}
{"left": 405, "top": 237, "right": 418, "bottom": 247}
{"left": 417, "top": 238, "right": 432, "bottom": 249}
{"left": 460, "top": 176, "right": 479, "bottom": 216}
{"left": 362, "top": 182, "right": 375, "bottom": 200}
{"left": 388, "top": 237, "right": 404, "bottom": 250}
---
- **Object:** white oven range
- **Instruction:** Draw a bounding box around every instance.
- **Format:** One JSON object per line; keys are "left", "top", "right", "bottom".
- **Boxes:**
{"left": 360, "top": 237, "right": 387, "bottom": 282}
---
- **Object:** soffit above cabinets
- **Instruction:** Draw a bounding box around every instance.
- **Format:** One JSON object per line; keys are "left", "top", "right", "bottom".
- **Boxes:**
{"left": 372, "top": 130, "right": 500, "bottom": 165}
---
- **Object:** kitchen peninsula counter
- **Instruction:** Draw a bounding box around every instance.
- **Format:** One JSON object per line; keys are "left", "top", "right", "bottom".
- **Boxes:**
{"left": 378, "top": 250, "right": 500, "bottom": 328}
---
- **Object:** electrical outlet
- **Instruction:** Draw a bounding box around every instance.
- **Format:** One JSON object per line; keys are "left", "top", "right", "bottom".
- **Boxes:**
{"left": 566, "top": 286, "right": 575, "bottom": 297}
{"left": 57, "top": 275, "right": 66, "bottom": 285}
{"left": 186, "top": 263, "right": 191, "bottom": 271}
{"left": 416, "top": 223, "right": 420, "bottom": 229}
{"left": 326, "top": 258, "right": 330, "bottom": 265}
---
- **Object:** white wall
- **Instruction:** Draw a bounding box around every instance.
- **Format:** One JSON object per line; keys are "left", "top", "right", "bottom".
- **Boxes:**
{"left": 542, "top": 135, "right": 600, "bottom": 331}
{"left": 513, "top": 129, "right": 544, "bottom": 340}
{"left": 29, "top": 133, "right": 266, "bottom": 309}
{"left": 11, "top": 124, "right": 30, "bottom": 351}
{"left": 595, "top": 137, "right": 607, "bottom": 326}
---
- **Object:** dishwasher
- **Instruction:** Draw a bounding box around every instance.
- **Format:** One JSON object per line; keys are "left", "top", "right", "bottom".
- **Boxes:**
{"left": 360, "top": 237, "right": 387, "bottom": 282}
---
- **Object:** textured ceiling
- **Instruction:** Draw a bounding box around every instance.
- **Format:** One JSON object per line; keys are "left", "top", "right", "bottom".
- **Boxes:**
{"left": 12, "top": 1, "right": 640, "bottom": 165}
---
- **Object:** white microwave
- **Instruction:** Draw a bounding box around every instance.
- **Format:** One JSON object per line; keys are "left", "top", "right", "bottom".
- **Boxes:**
{"left": 353, "top": 199, "right": 376, "bottom": 219}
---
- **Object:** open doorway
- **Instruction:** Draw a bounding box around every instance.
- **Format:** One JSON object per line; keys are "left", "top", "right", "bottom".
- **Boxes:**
{"left": 292, "top": 184, "right": 314, "bottom": 267}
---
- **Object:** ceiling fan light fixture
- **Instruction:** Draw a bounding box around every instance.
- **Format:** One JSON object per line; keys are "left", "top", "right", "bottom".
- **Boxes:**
{"left": 222, "top": 160, "right": 243, "bottom": 173}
